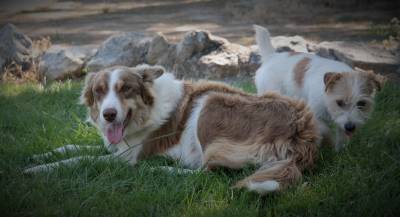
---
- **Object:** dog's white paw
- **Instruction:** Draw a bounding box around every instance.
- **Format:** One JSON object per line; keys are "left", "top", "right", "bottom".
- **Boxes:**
{"left": 247, "top": 180, "right": 280, "bottom": 194}
{"left": 334, "top": 142, "right": 348, "bottom": 151}
{"left": 150, "top": 166, "right": 200, "bottom": 175}
{"left": 23, "top": 164, "right": 54, "bottom": 174}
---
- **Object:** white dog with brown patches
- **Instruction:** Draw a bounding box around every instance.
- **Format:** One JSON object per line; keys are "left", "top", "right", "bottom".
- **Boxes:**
{"left": 254, "top": 25, "right": 386, "bottom": 151}
{"left": 25, "top": 64, "right": 319, "bottom": 194}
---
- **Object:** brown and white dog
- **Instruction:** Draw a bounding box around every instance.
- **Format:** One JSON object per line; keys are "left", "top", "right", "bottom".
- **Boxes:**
{"left": 25, "top": 64, "right": 319, "bottom": 194}
{"left": 254, "top": 25, "right": 386, "bottom": 151}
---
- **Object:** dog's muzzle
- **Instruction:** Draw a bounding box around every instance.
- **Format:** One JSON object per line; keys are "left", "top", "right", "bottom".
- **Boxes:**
{"left": 104, "top": 108, "right": 132, "bottom": 145}
{"left": 344, "top": 122, "right": 356, "bottom": 137}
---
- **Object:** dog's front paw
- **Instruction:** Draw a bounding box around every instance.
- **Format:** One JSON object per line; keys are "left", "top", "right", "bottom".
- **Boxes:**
{"left": 335, "top": 144, "right": 343, "bottom": 151}
{"left": 334, "top": 141, "right": 349, "bottom": 151}
{"left": 23, "top": 164, "right": 54, "bottom": 174}
{"left": 234, "top": 180, "right": 280, "bottom": 195}
{"left": 150, "top": 166, "right": 200, "bottom": 175}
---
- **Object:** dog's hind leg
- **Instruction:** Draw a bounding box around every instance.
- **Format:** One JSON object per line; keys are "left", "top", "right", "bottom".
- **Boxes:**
{"left": 234, "top": 159, "right": 302, "bottom": 194}
{"left": 23, "top": 154, "right": 113, "bottom": 174}
{"left": 202, "top": 139, "right": 262, "bottom": 170}
{"left": 31, "top": 144, "right": 103, "bottom": 161}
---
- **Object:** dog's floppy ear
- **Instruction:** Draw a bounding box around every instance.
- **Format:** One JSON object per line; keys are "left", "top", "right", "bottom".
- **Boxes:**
{"left": 80, "top": 72, "right": 96, "bottom": 106}
{"left": 134, "top": 64, "right": 165, "bottom": 105}
{"left": 368, "top": 71, "right": 386, "bottom": 92}
{"left": 324, "top": 72, "right": 342, "bottom": 92}
{"left": 136, "top": 64, "right": 165, "bottom": 83}
{"left": 356, "top": 67, "right": 387, "bottom": 92}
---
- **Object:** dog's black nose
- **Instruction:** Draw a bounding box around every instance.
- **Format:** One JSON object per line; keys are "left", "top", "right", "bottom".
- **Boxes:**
{"left": 103, "top": 108, "right": 117, "bottom": 122}
{"left": 344, "top": 122, "right": 356, "bottom": 132}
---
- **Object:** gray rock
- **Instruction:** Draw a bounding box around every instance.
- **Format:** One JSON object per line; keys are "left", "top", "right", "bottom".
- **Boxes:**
{"left": 49, "top": 45, "right": 97, "bottom": 61}
{"left": 0, "top": 57, "right": 4, "bottom": 70}
{"left": 316, "top": 41, "right": 400, "bottom": 75}
{"left": 173, "top": 31, "right": 224, "bottom": 79}
{"left": 39, "top": 45, "right": 97, "bottom": 80}
{"left": 146, "top": 33, "right": 177, "bottom": 69}
{"left": 39, "top": 47, "right": 83, "bottom": 80}
{"left": 146, "top": 33, "right": 171, "bottom": 64}
{"left": 86, "top": 32, "right": 152, "bottom": 71}
{"left": 271, "top": 35, "right": 316, "bottom": 53}
{"left": 0, "top": 23, "right": 33, "bottom": 74}
{"left": 175, "top": 30, "right": 225, "bottom": 63}
{"left": 198, "top": 51, "right": 240, "bottom": 79}
{"left": 65, "top": 45, "right": 97, "bottom": 62}
{"left": 171, "top": 30, "right": 259, "bottom": 80}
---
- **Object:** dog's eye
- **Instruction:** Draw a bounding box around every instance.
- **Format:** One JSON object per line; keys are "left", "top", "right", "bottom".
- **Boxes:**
{"left": 357, "top": 100, "right": 367, "bottom": 108}
{"left": 94, "top": 87, "right": 105, "bottom": 96}
{"left": 336, "top": 100, "right": 345, "bottom": 107}
{"left": 121, "top": 85, "right": 132, "bottom": 93}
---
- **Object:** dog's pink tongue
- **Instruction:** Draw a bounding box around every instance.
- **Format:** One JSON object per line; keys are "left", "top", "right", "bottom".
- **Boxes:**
{"left": 106, "top": 123, "right": 124, "bottom": 144}
{"left": 345, "top": 131, "right": 353, "bottom": 138}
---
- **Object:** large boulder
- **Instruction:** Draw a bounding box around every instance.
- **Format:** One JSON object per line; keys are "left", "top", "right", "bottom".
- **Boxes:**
{"left": 39, "top": 45, "right": 97, "bottom": 80}
{"left": 197, "top": 42, "right": 255, "bottom": 80}
{"left": 175, "top": 31, "right": 225, "bottom": 63}
{"left": 145, "top": 33, "right": 176, "bottom": 69}
{"left": 271, "top": 35, "right": 316, "bottom": 53}
{"left": 0, "top": 23, "right": 33, "bottom": 74}
{"left": 120, "top": 30, "right": 260, "bottom": 80}
{"left": 63, "top": 45, "right": 97, "bottom": 62}
{"left": 171, "top": 30, "right": 259, "bottom": 80}
{"left": 173, "top": 31, "right": 225, "bottom": 78}
{"left": 315, "top": 41, "right": 400, "bottom": 77}
{"left": 86, "top": 32, "right": 152, "bottom": 71}
{"left": 39, "top": 48, "right": 82, "bottom": 80}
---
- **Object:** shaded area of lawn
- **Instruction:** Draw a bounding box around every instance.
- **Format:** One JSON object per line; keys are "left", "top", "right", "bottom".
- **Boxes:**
{"left": 0, "top": 80, "right": 399, "bottom": 217}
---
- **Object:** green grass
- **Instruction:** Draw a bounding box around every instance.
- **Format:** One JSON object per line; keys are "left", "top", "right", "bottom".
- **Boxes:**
{"left": 0, "top": 80, "right": 399, "bottom": 217}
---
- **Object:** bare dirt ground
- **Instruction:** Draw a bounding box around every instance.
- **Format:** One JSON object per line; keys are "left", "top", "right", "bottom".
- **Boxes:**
{"left": 0, "top": 0, "right": 398, "bottom": 46}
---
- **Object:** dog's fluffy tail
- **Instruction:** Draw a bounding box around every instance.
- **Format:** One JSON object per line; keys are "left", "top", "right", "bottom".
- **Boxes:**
{"left": 254, "top": 25, "right": 275, "bottom": 62}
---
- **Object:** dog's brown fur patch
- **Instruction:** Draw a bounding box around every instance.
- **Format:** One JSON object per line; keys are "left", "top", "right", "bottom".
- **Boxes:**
{"left": 198, "top": 92, "right": 318, "bottom": 172}
{"left": 324, "top": 70, "right": 385, "bottom": 95}
{"left": 139, "top": 81, "right": 252, "bottom": 158}
{"left": 81, "top": 71, "right": 110, "bottom": 122}
{"left": 196, "top": 90, "right": 318, "bottom": 190}
{"left": 324, "top": 72, "right": 343, "bottom": 92}
{"left": 116, "top": 72, "right": 143, "bottom": 100}
{"left": 293, "top": 57, "right": 311, "bottom": 87}
{"left": 365, "top": 70, "right": 386, "bottom": 92}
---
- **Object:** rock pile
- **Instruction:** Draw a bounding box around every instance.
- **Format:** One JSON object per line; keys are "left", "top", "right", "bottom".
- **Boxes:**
{"left": 1, "top": 23, "right": 398, "bottom": 82}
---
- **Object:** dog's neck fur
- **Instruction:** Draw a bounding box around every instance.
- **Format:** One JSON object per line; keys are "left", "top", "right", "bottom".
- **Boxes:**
{"left": 148, "top": 73, "right": 185, "bottom": 128}
{"left": 123, "top": 73, "right": 184, "bottom": 140}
